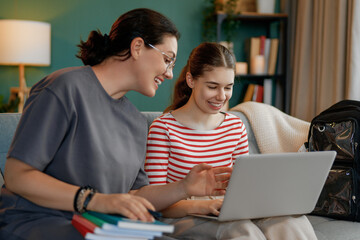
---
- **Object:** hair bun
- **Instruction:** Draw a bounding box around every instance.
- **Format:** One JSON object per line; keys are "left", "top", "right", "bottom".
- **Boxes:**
{"left": 103, "top": 34, "right": 110, "bottom": 47}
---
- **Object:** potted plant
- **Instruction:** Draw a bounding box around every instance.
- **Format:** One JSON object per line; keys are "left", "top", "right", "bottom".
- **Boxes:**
{"left": 0, "top": 95, "right": 20, "bottom": 113}
{"left": 202, "top": 0, "right": 240, "bottom": 43}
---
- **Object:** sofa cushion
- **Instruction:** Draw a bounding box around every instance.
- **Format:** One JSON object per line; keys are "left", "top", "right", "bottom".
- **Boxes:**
{"left": 141, "top": 111, "right": 163, "bottom": 129}
{"left": 307, "top": 215, "right": 360, "bottom": 240}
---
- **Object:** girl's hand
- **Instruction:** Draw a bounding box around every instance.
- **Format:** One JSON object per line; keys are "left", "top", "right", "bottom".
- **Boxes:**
{"left": 192, "top": 199, "right": 223, "bottom": 216}
{"left": 182, "top": 163, "right": 232, "bottom": 197}
{"left": 87, "top": 193, "right": 155, "bottom": 222}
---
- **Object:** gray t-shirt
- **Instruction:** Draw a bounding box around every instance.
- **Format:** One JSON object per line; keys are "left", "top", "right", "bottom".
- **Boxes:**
{"left": 0, "top": 66, "right": 149, "bottom": 239}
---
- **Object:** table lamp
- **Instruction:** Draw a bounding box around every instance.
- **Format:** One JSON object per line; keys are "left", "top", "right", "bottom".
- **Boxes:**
{"left": 0, "top": 19, "right": 51, "bottom": 112}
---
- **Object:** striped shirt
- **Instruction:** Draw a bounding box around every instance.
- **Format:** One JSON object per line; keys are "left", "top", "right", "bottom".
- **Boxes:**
{"left": 145, "top": 112, "right": 249, "bottom": 185}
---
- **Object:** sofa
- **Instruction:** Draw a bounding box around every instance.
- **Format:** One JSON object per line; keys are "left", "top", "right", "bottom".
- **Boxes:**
{"left": 1, "top": 105, "right": 360, "bottom": 240}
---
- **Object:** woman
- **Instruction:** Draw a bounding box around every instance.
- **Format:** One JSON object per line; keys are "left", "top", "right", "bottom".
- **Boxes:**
{"left": 0, "top": 9, "right": 231, "bottom": 240}
{"left": 145, "top": 42, "right": 318, "bottom": 239}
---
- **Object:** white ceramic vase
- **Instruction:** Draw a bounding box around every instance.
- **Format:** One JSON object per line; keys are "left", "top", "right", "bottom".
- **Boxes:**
{"left": 256, "top": 0, "right": 275, "bottom": 14}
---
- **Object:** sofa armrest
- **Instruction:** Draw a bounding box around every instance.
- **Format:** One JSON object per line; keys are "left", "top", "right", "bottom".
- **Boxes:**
{"left": 0, "top": 113, "right": 22, "bottom": 193}
{"left": 228, "top": 111, "right": 260, "bottom": 154}
{"left": 0, "top": 113, "right": 22, "bottom": 173}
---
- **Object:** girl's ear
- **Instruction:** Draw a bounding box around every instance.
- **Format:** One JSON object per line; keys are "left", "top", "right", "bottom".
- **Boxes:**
{"left": 130, "top": 37, "right": 145, "bottom": 59}
{"left": 186, "top": 72, "right": 195, "bottom": 88}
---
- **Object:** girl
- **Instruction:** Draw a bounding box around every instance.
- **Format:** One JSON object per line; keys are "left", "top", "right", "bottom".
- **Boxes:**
{"left": 145, "top": 42, "right": 318, "bottom": 239}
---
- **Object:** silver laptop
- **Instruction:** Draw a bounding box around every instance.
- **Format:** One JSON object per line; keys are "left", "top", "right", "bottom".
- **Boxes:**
{"left": 191, "top": 151, "right": 336, "bottom": 221}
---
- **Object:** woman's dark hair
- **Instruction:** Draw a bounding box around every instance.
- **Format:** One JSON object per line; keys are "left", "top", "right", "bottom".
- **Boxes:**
{"left": 164, "top": 42, "right": 235, "bottom": 113}
{"left": 77, "top": 8, "right": 180, "bottom": 66}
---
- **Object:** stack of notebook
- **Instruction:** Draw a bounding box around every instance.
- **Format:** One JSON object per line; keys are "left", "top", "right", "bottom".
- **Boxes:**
{"left": 71, "top": 211, "right": 174, "bottom": 240}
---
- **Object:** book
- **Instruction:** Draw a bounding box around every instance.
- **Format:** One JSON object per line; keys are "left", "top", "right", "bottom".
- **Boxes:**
{"left": 254, "top": 85, "right": 264, "bottom": 103}
{"left": 268, "top": 38, "right": 279, "bottom": 75}
{"left": 72, "top": 214, "right": 92, "bottom": 237}
{"left": 243, "top": 84, "right": 256, "bottom": 102}
{"left": 263, "top": 79, "right": 273, "bottom": 105}
{"left": 250, "top": 37, "right": 260, "bottom": 59}
{"left": 246, "top": 37, "right": 261, "bottom": 73}
{"left": 251, "top": 85, "right": 263, "bottom": 103}
{"left": 251, "top": 85, "right": 258, "bottom": 101}
{"left": 72, "top": 214, "right": 157, "bottom": 240}
{"left": 81, "top": 212, "right": 162, "bottom": 238}
{"left": 87, "top": 211, "right": 174, "bottom": 233}
{"left": 84, "top": 233, "right": 148, "bottom": 240}
{"left": 259, "top": 35, "right": 266, "bottom": 55}
{"left": 263, "top": 38, "right": 271, "bottom": 73}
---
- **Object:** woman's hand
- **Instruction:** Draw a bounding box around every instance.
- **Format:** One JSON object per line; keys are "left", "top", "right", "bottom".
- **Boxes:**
{"left": 182, "top": 163, "right": 232, "bottom": 197}
{"left": 87, "top": 192, "right": 155, "bottom": 222}
{"left": 159, "top": 198, "right": 223, "bottom": 218}
{"left": 5, "top": 158, "right": 156, "bottom": 222}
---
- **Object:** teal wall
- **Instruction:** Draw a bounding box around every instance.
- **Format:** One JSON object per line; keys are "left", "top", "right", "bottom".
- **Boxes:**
{"left": 0, "top": 0, "right": 279, "bottom": 111}
{"left": 0, "top": 0, "right": 208, "bottom": 111}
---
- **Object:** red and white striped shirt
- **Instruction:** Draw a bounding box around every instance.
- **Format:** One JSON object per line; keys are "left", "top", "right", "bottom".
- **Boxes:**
{"left": 145, "top": 112, "right": 249, "bottom": 185}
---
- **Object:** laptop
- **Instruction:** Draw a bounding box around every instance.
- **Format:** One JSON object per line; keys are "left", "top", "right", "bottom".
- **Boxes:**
{"left": 191, "top": 151, "right": 336, "bottom": 221}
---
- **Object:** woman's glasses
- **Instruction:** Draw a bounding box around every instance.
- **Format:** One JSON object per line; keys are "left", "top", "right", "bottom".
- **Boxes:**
{"left": 147, "top": 43, "right": 176, "bottom": 72}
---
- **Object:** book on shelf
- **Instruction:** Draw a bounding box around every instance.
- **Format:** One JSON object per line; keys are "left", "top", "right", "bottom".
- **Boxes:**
{"left": 251, "top": 84, "right": 264, "bottom": 103}
{"left": 246, "top": 37, "right": 260, "bottom": 73}
{"left": 243, "top": 83, "right": 256, "bottom": 102}
{"left": 72, "top": 213, "right": 163, "bottom": 240}
{"left": 263, "top": 79, "right": 272, "bottom": 105}
{"left": 245, "top": 36, "right": 279, "bottom": 75}
{"left": 263, "top": 39, "right": 271, "bottom": 74}
{"left": 259, "top": 35, "right": 266, "bottom": 55}
{"left": 243, "top": 84, "right": 264, "bottom": 103}
{"left": 267, "top": 38, "right": 279, "bottom": 75}
{"left": 87, "top": 211, "right": 174, "bottom": 233}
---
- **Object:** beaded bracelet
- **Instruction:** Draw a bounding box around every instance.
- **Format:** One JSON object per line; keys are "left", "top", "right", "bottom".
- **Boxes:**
{"left": 73, "top": 187, "right": 84, "bottom": 213}
{"left": 83, "top": 188, "right": 97, "bottom": 212}
{"left": 73, "top": 185, "right": 96, "bottom": 213}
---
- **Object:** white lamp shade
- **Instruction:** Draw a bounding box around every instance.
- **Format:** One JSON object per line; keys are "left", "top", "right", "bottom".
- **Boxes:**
{"left": 0, "top": 19, "right": 51, "bottom": 66}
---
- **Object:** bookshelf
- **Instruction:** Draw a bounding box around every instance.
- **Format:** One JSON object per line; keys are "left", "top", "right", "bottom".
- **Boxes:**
{"left": 216, "top": 12, "right": 289, "bottom": 113}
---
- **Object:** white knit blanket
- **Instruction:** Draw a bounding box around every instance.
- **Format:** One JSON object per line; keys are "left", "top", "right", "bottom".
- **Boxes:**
{"left": 230, "top": 101, "right": 310, "bottom": 153}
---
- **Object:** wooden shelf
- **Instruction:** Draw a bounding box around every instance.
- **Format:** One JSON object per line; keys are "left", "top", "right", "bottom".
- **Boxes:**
{"left": 236, "top": 12, "right": 288, "bottom": 18}
{"left": 235, "top": 74, "right": 285, "bottom": 79}
{"left": 216, "top": 12, "right": 288, "bottom": 25}
{"left": 216, "top": 11, "right": 288, "bottom": 17}
{"left": 216, "top": 12, "right": 290, "bottom": 113}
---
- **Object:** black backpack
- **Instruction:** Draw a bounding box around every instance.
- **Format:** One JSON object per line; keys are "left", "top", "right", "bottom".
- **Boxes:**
{"left": 307, "top": 100, "right": 360, "bottom": 221}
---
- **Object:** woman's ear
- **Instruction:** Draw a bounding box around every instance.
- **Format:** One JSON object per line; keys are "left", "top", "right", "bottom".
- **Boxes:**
{"left": 186, "top": 72, "right": 195, "bottom": 88}
{"left": 130, "top": 37, "right": 144, "bottom": 59}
